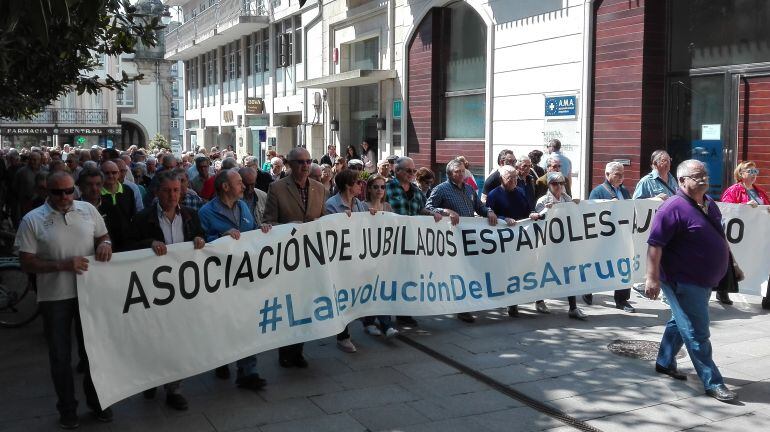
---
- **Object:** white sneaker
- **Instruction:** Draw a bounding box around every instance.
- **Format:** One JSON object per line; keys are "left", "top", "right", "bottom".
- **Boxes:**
{"left": 535, "top": 300, "right": 550, "bottom": 314}
{"left": 569, "top": 308, "right": 587, "bottom": 320}
{"left": 337, "top": 338, "right": 357, "bottom": 353}
{"left": 385, "top": 327, "right": 399, "bottom": 338}
{"left": 365, "top": 325, "right": 383, "bottom": 336}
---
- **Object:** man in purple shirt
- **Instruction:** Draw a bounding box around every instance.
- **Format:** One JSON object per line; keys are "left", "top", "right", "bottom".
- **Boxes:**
{"left": 645, "top": 159, "right": 737, "bottom": 402}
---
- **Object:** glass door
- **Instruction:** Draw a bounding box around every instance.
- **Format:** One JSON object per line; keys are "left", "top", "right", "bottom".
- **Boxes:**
{"left": 666, "top": 74, "right": 730, "bottom": 197}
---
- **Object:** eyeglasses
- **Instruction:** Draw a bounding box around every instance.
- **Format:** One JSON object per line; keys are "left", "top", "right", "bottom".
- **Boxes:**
{"left": 290, "top": 159, "right": 313, "bottom": 165}
{"left": 103, "top": 170, "right": 119, "bottom": 176}
{"left": 369, "top": 184, "right": 385, "bottom": 190}
{"left": 745, "top": 168, "right": 759, "bottom": 175}
{"left": 400, "top": 168, "right": 416, "bottom": 174}
{"left": 549, "top": 181, "right": 565, "bottom": 186}
{"left": 682, "top": 174, "right": 709, "bottom": 181}
{"left": 49, "top": 187, "right": 76, "bottom": 196}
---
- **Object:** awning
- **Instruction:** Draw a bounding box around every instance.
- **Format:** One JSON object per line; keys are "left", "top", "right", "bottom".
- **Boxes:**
{"left": 296, "top": 69, "right": 397, "bottom": 89}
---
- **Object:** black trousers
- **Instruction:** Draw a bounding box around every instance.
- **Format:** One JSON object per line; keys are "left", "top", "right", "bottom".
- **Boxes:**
{"left": 40, "top": 299, "right": 101, "bottom": 415}
{"left": 279, "top": 343, "right": 304, "bottom": 361}
{"left": 614, "top": 289, "right": 631, "bottom": 305}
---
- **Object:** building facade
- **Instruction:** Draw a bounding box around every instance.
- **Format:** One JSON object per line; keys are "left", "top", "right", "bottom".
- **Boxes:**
{"left": 0, "top": 52, "right": 121, "bottom": 149}
{"left": 167, "top": 0, "right": 769, "bottom": 196}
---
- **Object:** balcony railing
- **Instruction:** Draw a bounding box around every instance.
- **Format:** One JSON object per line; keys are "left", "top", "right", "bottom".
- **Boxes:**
{"left": 165, "top": 0, "right": 268, "bottom": 57}
{"left": 0, "top": 109, "right": 109, "bottom": 124}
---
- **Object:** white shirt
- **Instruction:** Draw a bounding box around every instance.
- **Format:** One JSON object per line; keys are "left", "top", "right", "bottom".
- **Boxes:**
{"left": 157, "top": 205, "right": 185, "bottom": 245}
{"left": 15, "top": 201, "right": 108, "bottom": 302}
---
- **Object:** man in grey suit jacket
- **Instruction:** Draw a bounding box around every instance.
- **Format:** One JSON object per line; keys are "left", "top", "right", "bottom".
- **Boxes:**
{"left": 263, "top": 147, "right": 328, "bottom": 368}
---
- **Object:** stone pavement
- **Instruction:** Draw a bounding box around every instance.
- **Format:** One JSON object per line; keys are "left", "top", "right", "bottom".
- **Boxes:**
{"left": 1, "top": 291, "right": 769, "bottom": 432}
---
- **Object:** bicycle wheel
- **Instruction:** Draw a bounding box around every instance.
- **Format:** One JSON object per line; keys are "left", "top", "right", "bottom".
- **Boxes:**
{"left": 0, "top": 266, "right": 39, "bottom": 328}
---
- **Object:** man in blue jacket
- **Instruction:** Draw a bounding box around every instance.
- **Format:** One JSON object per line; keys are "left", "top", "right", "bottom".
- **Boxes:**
{"left": 198, "top": 168, "right": 271, "bottom": 390}
{"left": 586, "top": 161, "right": 634, "bottom": 312}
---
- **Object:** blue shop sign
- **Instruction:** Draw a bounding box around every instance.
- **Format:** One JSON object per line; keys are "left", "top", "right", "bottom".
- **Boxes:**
{"left": 545, "top": 96, "right": 577, "bottom": 118}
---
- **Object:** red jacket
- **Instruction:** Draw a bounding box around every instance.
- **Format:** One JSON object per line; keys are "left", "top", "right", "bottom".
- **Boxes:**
{"left": 720, "top": 182, "right": 769, "bottom": 205}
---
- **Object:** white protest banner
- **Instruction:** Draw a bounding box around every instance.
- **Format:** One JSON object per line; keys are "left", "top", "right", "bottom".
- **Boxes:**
{"left": 77, "top": 200, "right": 770, "bottom": 407}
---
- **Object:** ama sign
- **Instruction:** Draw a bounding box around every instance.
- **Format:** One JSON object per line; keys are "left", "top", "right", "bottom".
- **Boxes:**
{"left": 545, "top": 96, "right": 577, "bottom": 118}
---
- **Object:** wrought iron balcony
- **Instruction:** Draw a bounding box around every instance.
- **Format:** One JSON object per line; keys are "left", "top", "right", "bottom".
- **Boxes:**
{"left": 164, "top": 0, "right": 269, "bottom": 61}
{"left": 0, "top": 109, "right": 109, "bottom": 124}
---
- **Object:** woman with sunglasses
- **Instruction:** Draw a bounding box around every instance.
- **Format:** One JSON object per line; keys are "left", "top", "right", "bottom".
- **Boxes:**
{"left": 360, "top": 174, "right": 399, "bottom": 337}
{"left": 721, "top": 161, "right": 768, "bottom": 207}
{"left": 325, "top": 169, "right": 372, "bottom": 353}
{"left": 534, "top": 172, "right": 587, "bottom": 320}
{"left": 721, "top": 161, "right": 769, "bottom": 310}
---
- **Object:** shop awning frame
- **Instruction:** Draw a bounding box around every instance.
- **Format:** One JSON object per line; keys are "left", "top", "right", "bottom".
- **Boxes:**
{"left": 296, "top": 69, "right": 397, "bottom": 89}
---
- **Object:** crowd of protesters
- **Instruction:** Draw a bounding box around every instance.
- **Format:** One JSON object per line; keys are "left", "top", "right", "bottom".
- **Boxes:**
{"left": 1, "top": 138, "right": 769, "bottom": 428}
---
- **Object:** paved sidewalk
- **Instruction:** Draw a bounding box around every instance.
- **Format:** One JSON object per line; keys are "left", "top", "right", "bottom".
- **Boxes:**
{"left": 1, "top": 291, "right": 769, "bottom": 432}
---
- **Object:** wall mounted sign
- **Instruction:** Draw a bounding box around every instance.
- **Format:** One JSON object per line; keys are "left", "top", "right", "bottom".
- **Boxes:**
{"left": 545, "top": 95, "right": 577, "bottom": 118}
{"left": 246, "top": 97, "right": 264, "bottom": 115}
{"left": 0, "top": 126, "right": 53, "bottom": 135}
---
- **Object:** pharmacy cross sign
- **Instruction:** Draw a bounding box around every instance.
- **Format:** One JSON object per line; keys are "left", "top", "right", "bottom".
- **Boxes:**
{"left": 544, "top": 96, "right": 577, "bottom": 118}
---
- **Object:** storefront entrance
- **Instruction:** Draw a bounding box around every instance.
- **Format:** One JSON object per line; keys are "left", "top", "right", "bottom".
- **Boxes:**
{"left": 665, "top": 0, "right": 770, "bottom": 194}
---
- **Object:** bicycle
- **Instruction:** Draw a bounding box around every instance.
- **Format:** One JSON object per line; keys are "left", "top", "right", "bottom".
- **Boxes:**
{"left": 0, "top": 256, "right": 39, "bottom": 328}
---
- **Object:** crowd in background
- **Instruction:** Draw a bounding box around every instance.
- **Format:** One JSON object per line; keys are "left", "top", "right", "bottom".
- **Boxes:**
{"left": 0, "top": 138, "right": 768, "bottom": 428}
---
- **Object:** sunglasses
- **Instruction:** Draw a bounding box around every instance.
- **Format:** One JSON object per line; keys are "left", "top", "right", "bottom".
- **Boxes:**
{"left": 745, "top": 168, "right": 759, "bottom": 175}
{"left": 549, "top": 181, "right": 565, "bottom": 186}
{"left": 369, "top": 184, "right": 385, "bottom": 190}
{"left": 49, "top": 187, "right": 76, "bottom": 196}
{"left": 291, "top": 159, "right": 313, "bottom": 165}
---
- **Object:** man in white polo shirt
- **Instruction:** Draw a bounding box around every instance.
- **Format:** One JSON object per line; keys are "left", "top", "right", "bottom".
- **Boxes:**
{"left": 15, "top": 171, "right": 114, "bottom": 429}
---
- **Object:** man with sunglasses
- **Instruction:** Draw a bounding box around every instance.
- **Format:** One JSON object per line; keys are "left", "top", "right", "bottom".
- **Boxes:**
{"left": 645, "top": 160, "right": 738, "bottom": 403}
{"left": 99, "top": 161, "right": 137, "bottom": 252}
{"left": 15, "top": 171, "right": 114, "bottom": 428}
{"left": 385, "top": 157, "right": 443, "bottom": 327}
{"left": 264, "top": 147, "right": 328, "bottom": 368}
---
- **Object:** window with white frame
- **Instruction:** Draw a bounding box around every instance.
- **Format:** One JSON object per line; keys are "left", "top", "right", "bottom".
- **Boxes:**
{"left": 116, "top": 82, "right": 135, "bottom": 107}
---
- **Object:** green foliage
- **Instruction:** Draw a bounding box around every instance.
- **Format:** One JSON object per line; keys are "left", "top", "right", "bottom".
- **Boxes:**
{"left": 0, "top": 0, "right": 164, "bottom": 119}
{"left": 148, "top": 133, "right": 169, "bottom": 150}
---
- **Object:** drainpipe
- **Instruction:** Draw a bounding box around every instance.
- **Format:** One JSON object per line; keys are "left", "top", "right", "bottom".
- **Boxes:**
{"left": 579, "top": 0, "right": 595, "bottom": 199}
{"left": 302, "top": 1, "right": 324, "bottom": 148}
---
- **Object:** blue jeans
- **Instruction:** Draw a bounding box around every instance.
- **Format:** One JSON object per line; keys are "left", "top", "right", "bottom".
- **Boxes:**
{"left": 657, "top": 281, "right": 724, "bottom": 391}
{"left": 39, "top": 299, "right": 102, "bottom": 414}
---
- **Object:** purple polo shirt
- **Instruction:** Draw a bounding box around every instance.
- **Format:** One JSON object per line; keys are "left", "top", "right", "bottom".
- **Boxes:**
{"left": 647, "top": 190, "right": 729, "bottom": 288}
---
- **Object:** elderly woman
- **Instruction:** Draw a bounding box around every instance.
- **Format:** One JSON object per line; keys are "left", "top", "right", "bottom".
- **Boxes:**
{"left": 325, "top": 169, "right": 372, "bottom": 354}
{"left": 319, "top": 163, "right": 333, "bottom": 192}
{"left": 633, "top": 150, "right": 678, "bottom": 199}
{"left": 455, "top": 155, "right": 478, "bottom": 191}
{"left": 360, "top": 174, "right": 399, "bottom": 338}
{"left": 721, "top": 161, "right": 769, "bottom": 309}
{"left": 534, "top": 172, "right": 587, "bottom": 320}
{"left": 415, "top": 167, "right": 435, "bottom": 196}
{"left": 721, "top": 161, "right": 768, "bottom": 206}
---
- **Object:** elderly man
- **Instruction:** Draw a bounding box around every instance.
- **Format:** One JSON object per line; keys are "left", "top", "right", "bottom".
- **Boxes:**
{"left": 427, "top": 159, "right": 498, "bottom": 323}
{"left": 172, "top": 168, "right": 205, "bottom": 211}
{"left": 319, "top": 144, "right": 338, "bottom": 166}
{"left": 263, "top": 147, "right": 327, "bottom": 368}
{"left": 146, "top": 157, "right": 157, "bottom": 178}
{"left": 16, "top": 171, "right": 114, "bottom": 428}
{"left": 198, "top": 169, "right": 270, "bottom": 389}
{"left": 269, "top": 157, "right": 286, "bottom": 182}
{"left": 377, "top": 159, "right": 391, "bottom": 178}
{"left": 12, "top": 150, "right": 43, "bottom": 221}
{"left": 385, "top": 156, "right": 443, "bottom": 326}
{"left": 191, "top": 156, "right": 215, "bottom": 200}
{"left": 514, "top": 155, "right": 537, "bottom": 210}
{"left": 485, "top": 165, "right": 548, "bottom": 317}
{"left": 535, "top": 154, "right": 572, "bottom": 199}
{"left": 309, "top": 163, "right": 322, "bottom": 183}
{"left": 587, "top": 161, "right": 634, "bottom": 312}
{"left": 239, "top": 167, "right": 268, "bottom": 225}
{"left": 540, "top": 138, "right": 572, "bottom": 180}
{"left": 481, "top": 149, "right": 516, "bottom": 203}
{"left": 633, "top": 150, "right": 678, "bottom": 200}
{"left": 127, "top": 171, "right": 206, "bottom": 410}
{"left": 99, "top": 161, "right": 137, "bottom": 252}
{"left": 113, "top": 158, "right": 144, "bottom": 212}
{"left": 65, "top": 153, "right": 82, "bottom": 181}
{"left": 645, "top": 160, "right": 738, "bottom": 402}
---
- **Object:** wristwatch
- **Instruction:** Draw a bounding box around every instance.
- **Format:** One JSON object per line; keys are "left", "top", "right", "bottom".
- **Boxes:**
{"left": 100, "top": 240, "right": 112, "bottom": 247}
